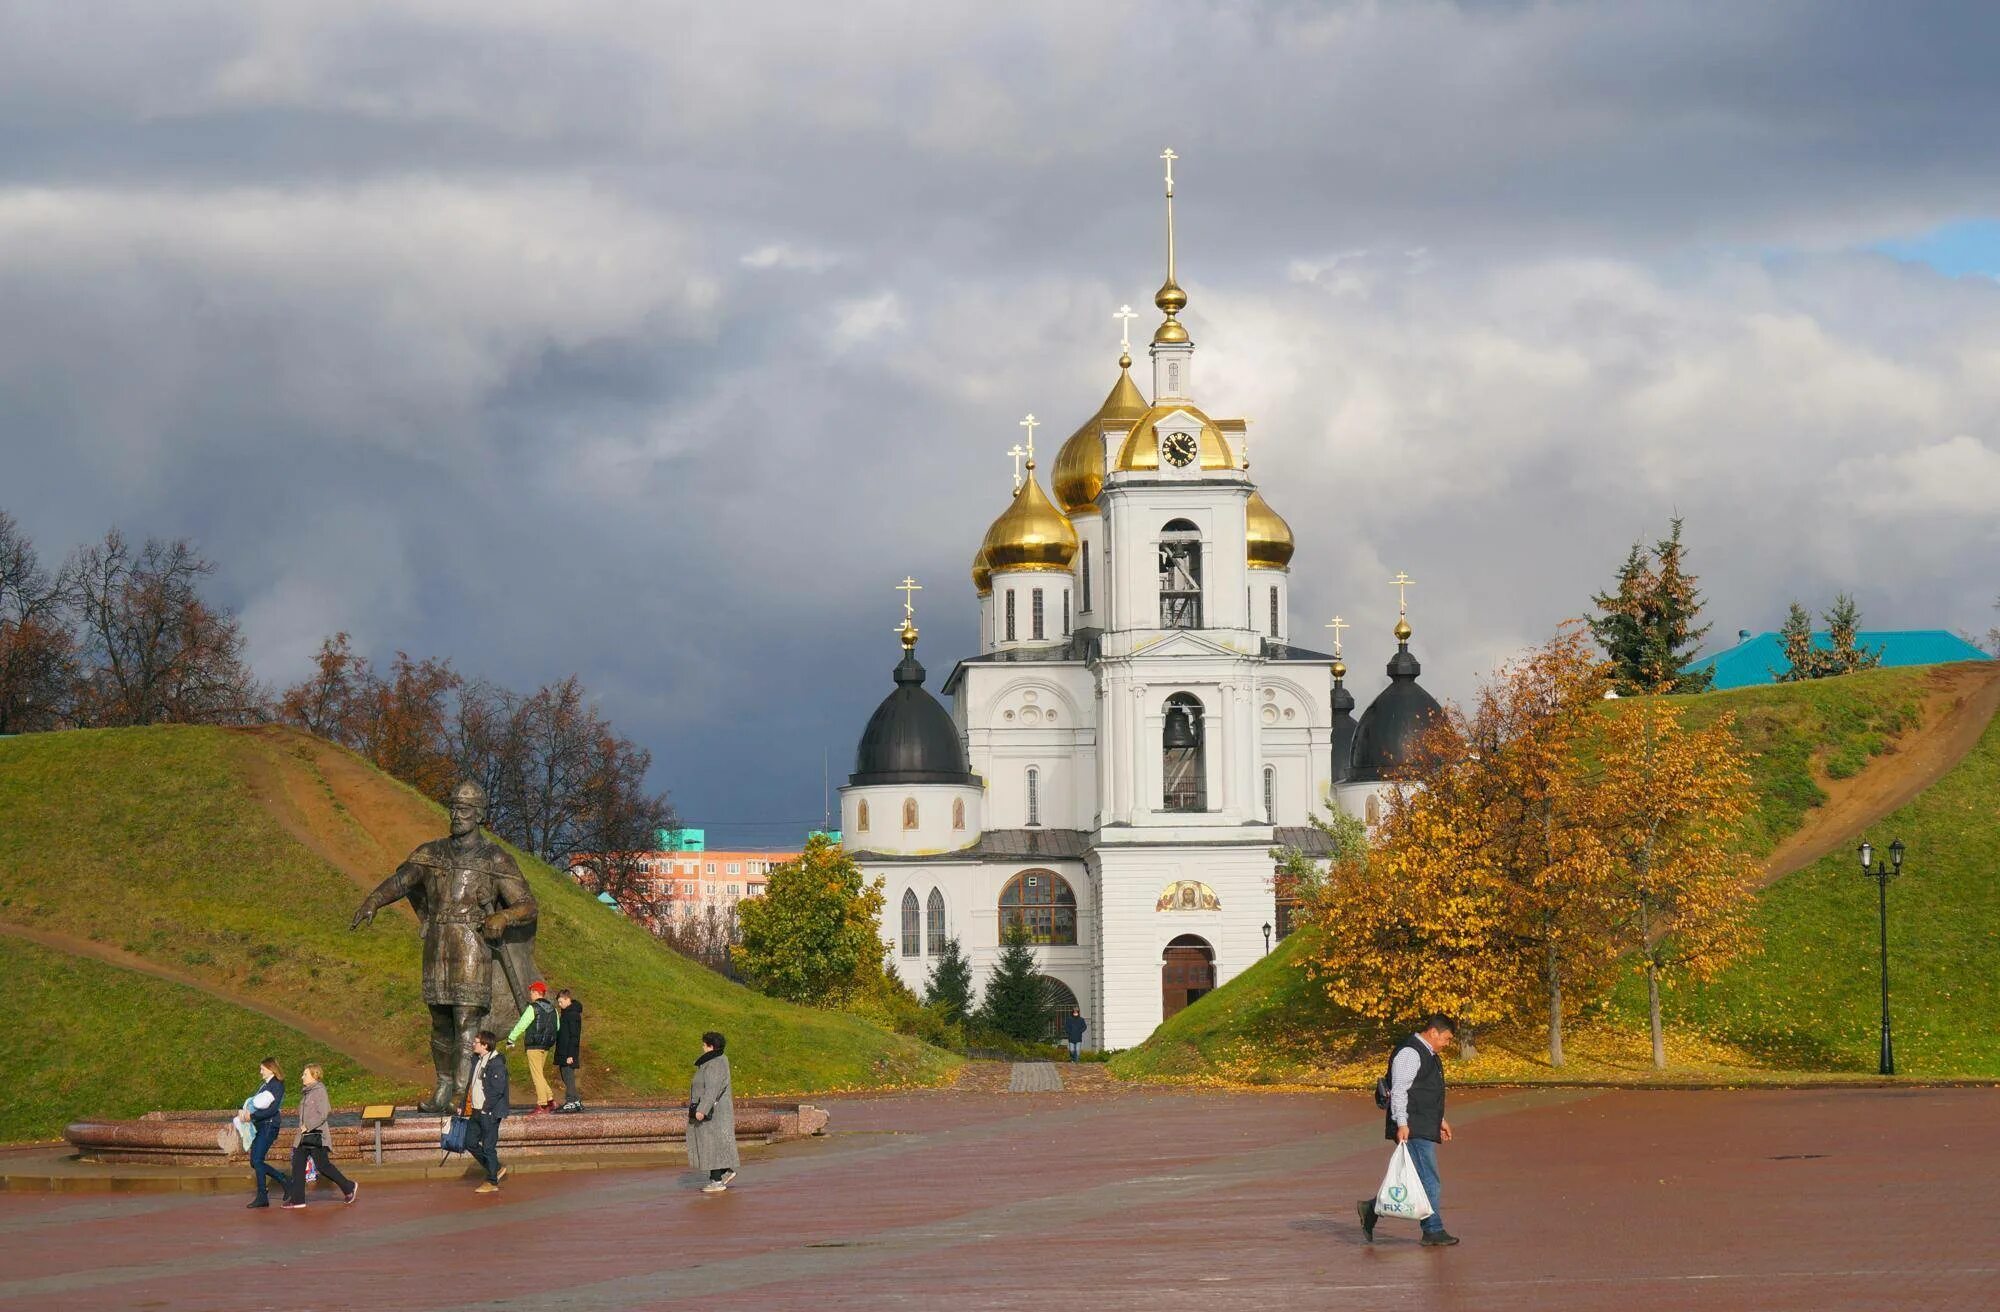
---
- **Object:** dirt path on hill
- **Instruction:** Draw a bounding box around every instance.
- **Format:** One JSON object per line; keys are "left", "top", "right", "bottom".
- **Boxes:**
{"left": 0, "top": 921, "right": 426, "bottom": 1082}
{"left": 1759, "top": 661, "right": 2000, "bottom": 886}
{"left": 229, "top": 726, "right": 438, "bottom": 897}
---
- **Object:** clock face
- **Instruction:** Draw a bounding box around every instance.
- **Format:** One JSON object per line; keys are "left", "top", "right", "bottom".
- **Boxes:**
{"left": 1163, "top": 431, "right": 1199, "bottom": 468}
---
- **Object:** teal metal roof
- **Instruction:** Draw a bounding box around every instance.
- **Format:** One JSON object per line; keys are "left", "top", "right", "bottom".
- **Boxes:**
{"left": 1685, "top": 629, "right": 1991, "bottom": 690}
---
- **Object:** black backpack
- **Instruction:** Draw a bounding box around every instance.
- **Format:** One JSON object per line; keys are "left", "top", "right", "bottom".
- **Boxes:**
{"left": 528, "top": 997, "right": 558, "bottom": 1048}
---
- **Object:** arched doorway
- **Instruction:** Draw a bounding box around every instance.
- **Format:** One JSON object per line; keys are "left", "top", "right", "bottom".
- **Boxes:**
{"left": 1036, "top": 976, "right": 1080, "bottom": 1042}
{"left": 1162, "top": 934, "right": 1216, "bottom": 1022}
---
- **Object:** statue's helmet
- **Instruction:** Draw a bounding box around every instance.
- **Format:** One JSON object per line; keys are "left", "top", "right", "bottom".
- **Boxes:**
{"left": 449, "top": 780, "right": 488, "bottom": 815}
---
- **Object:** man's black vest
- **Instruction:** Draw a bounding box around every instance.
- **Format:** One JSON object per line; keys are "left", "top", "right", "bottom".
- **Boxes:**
{"left": 1383, "top": 1035, "right": 1446, "bottom": 1143}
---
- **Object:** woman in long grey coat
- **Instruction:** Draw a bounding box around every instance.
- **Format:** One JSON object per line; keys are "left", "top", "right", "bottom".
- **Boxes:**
{"left": 688, "top": 1031, "right": 738, "bottom": 1192}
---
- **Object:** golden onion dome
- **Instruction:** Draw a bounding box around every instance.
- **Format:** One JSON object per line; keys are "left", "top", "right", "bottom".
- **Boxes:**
{"left": 972, "top": 543, "right": 992, "bottom": 596}
{"left": 1052, "top": 357, "right": 1149, "bottom": 515}
{"left": 1113, "top": 402, "right": 1245, "bottom": 473}
{"left": 980, "top": 463, "right": 1078, "bottom": 573}
{"left": 1245, "top": 489, "right": 1295, "bottom": 570}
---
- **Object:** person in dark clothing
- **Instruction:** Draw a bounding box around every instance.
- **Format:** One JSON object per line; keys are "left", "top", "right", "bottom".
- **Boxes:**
{"left": 236, "top": 1057, "right": 289, "bottom": 1208}
{"left": 554, "top": 988, "right": 585, "bottom": 1112}
{"left": 1061, "top": 1008, "right": 1088, "bottom": 1062}
{"left": 282, "top": 1063, "right": 356, "bottom": 1208}
{"left": 1359, "top": 1013, "right": 1458, "bottom": 1247}
{"left": 465, "top": 1030, "right": 511, "bottom": 1193}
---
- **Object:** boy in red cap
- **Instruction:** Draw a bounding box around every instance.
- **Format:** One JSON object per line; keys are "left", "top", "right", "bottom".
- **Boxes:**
{"left": 505, "top": 980, "right": 561, "bottom": 1114}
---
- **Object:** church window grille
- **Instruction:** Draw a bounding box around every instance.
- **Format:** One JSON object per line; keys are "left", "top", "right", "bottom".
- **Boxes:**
{"left": 1269, "top": 587, "right": 1280, "bottom": 638}
{"left": 1162, "top": 692, "right": 1207, "bottom": 812}
{"left": 1263, "top": 766, "right": 1276, "bottom": 823}
{"left": 998, "top": 869, "right": 1078, "bottom": 946}
{"left": 1026, "top": 767, "right": 1040, "bottom": 827}
{"left": 1158, "top": 520, "right": 1203, "bottom": 629}
{"left": 1005, "top": 591, "right": 1016, "bottom": 642}
{"left": 926, "top": 888, "right": 947, "bottom": 956}
{"left": 1081, "top": 551, "right": 1092, "bottom": 612}
{"left": 1062, "top": 591, "right": 1071, "bottom": 636}
{"left": 857, "top": 800, "right": 869, "bottom": 832}
{"left": 900, "top": 889, "right": 921, "bottom": 957}
{"left": 902, "top": 797, "right": 919, "bottom": 830}
{"left": 952, "top": 797, "right": 965, "bottom": 830}
{"left": 1032, "top": 589, "right": 1045, "bottom": 641}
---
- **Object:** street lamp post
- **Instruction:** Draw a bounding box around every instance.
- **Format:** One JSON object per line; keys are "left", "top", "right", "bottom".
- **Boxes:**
{"left": 1858, "top": 838, "right": 1905, "bottom": 1076}
{"left": 1262, "top": 922, "right": 1272, "bottom": 955}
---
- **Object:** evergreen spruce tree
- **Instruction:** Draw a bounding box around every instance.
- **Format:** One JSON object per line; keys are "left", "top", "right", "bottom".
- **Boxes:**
{"left": 1589, "top": 518, "right": 1713, "bottom": 693}
{"left": 1821, "top": 592, "right": 1882, "bottom": 675}
{"left": 922, "top": 935, "right": 975, "bottom": 1025}
{"left": 1776, "top": 601, "right": 1819, "bottom": 681}
{"left": 977, "top": 921, "right": 1050, "bottom": 1042}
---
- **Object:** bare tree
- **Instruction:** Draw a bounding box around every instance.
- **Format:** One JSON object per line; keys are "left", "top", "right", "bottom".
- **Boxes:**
{"left": 61, "top": 530, "right": 263, "bottom": 727}
{"left": 276, "top": 632, "right": 374, "bottom": 744}
{"left": 0, "top": 511, "right": 76, "bottom": 732}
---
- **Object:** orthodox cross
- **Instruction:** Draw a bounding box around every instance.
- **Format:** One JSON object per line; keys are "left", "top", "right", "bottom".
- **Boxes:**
{"left": 1115, "top": 304, "right": 1138, "bottom": 352}
{"left": 1018, "top": 413, "right": 1039, "bottom": 465}
{"left": 896, "top": 575, "right": 922, "bottom": 624}
{"left": 1006, "top": 443, "right": 1028, "bottom": 491}
{"left": 1389, "top": 571, "right": 1415, "bottom": 616}
{"left": 1160, "top": 147, "right": 1177, "bottom": 198}
{"left": 1324, "top": 615, "right": 1350, "bottom": 658}
{"left": 1160, "top": 147, "right": 1179, "bottom": 284}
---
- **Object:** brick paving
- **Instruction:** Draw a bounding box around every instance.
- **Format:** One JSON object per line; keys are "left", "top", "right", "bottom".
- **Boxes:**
{"left": 0, "top": 1084, "right": 1994, "bottom": 1310}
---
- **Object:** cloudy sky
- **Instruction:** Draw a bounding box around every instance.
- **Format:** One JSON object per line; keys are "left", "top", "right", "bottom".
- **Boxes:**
{"left": 6, "top": 2, "right": 1998, "bottom": 845}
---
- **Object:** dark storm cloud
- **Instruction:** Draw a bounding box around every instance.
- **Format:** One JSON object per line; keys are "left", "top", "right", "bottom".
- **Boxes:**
{"left": 3, "top": 1, "right": 1997, "bottom": 842}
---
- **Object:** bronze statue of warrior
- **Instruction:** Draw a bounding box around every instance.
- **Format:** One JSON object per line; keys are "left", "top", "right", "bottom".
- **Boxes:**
{"left": 350, "top": 780, "right": 540, "bottom": 1113}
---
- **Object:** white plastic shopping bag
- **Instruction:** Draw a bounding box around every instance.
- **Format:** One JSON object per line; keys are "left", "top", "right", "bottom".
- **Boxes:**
{"left": 1373, "top": 1142, "right": 1434, "bottom": 1222}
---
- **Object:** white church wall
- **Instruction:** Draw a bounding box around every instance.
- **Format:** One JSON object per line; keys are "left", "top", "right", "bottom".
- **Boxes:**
{"left": 958, "top": 666, "right": 1098, "bottom": 829}
{"left": 1248, "top": 566, "right": 1288, "bottom": 643}
{"left": 840, "top": 782, "right": 983, "bottom": 857}
{"left": 1095, "top": 482, "right": 1253, "bottom": 636}
{"left": 990, "top": 568, "right": 1074, "bottom": 651}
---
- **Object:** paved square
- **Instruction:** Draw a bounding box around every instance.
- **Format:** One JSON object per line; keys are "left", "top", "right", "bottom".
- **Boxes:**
{"left": 1, "top": 1084, "right": 1994, "bottom": 1310}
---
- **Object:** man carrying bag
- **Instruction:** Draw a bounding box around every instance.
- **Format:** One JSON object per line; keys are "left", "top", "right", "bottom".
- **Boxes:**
{"left": 1358, "top": 1013, "right": 1459, "bottom": 1247}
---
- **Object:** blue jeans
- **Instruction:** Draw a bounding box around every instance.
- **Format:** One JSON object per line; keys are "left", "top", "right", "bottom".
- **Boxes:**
{"left": 1404, "top": 1136, "right": 1445, "bottom": 1233}
{"left": 1066, "top": 1041, "right": 1081, "bottom": 1061}
{"left": 249, "top": 1122, "right": 287, "bottom": 1200}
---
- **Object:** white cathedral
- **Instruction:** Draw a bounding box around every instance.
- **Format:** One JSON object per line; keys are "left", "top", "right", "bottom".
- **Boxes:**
{"left": 840, "top": 156, "right": 1441, "bottom": 1051}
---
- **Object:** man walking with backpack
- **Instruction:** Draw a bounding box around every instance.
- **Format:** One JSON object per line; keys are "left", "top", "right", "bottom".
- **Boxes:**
{"left": 505, "top": 980, "right": 560, "bottom": 1114}
{"left": 1359, "top": 1013, "right": 1459, "bottom": 1247}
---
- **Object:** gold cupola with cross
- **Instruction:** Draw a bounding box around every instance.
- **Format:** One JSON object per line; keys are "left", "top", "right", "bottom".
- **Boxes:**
{"left": 979, "top": 414, "right": 1077, "bottom": 574}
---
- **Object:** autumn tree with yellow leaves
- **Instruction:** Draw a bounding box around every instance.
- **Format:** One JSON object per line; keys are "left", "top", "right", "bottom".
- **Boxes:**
{"left": 1593, "top": 697, "right": 1759, "bottom": 1069}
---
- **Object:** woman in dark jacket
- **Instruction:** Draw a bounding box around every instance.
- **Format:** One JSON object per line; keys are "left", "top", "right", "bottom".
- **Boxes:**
{"left": 236, "top": 1057, "right": 289, "bottom": 1208}
{"left": 687, "top": 1031, "right": 738, "bottom": 1192}
{"left": 554, "top": 989, "right": 585, "bottom": 1112}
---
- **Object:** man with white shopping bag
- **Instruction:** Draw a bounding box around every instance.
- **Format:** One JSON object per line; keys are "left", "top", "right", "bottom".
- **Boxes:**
{"left": 1358, "top": 1013, "right": 1459, "bottom": 1247}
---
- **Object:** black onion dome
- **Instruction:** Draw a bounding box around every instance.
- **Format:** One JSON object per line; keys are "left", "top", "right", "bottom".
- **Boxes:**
{"left": 1348, "top": 643, "right": 1444, "bottom": 783}
{"left": 850, "top": 648, "right": 976, "bottom": 786}
{"left": 1330, "top": 675, "right": 1358, "bottom": 785}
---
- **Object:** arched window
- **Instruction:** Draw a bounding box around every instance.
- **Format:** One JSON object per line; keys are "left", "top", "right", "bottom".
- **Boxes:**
{"left": 1163, "top": 692, "right": 1206, "bottom": 812}
{"left": 1159, "top": 519, "right": 1202, "bottom": 628}
{"left": 951, "top": 797, "right": 965, "bottom": 830}
{"left": 1005, "top": 590, "right": 1017, "bottom": 642}
{"left": 1263, "top": 765, "right": 1276, "bottom": 823}
{"left": 902, "top": 797, "right": 919, "bottom": 830}
{"left": 1062, "top": 591, "right": 1071, "bottom": 636}
{"left": 900, "top": 889, "right": 920, "bottom": 957}
{"left": 1269, "top": 586, "right": 1280, "bottom": 638}
{"left": 998, "top": 869, "right": 1077, "bottom": 945}
{"left": 857, "top": 799, "right": 870, "bottom": 832}
{"left": 1026, "top": 766, "right": 1040, "bottom": 827}
{"left": 1081, "top": 550, "right": 1092, "bottom": 612}
{"left": 926, "top": 887, "right": 946, "bottom": 956}
{"left": 1032, "top": 588, "right": 1045, "bottom": 641}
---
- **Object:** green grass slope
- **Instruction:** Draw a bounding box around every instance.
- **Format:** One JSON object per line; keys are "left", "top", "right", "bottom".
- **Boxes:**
{"left": 0, "top": 936, "right": 408, "bottom": 1142}
{"left": 1114, "top": 665, "right": 1999, "bottom": 1085}
{"left": 0, "top": 726, "right": 956, "bottom": 1140}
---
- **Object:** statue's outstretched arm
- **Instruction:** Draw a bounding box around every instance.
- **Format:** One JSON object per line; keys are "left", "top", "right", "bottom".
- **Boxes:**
{"left": 351, "top": 863, "right": 420, "bottom": 930}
